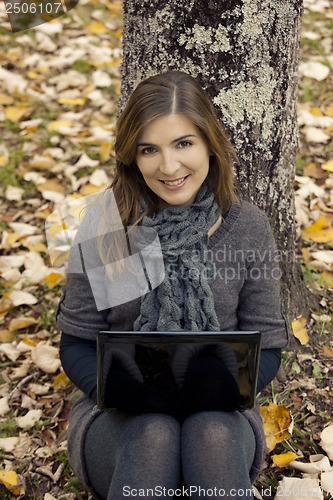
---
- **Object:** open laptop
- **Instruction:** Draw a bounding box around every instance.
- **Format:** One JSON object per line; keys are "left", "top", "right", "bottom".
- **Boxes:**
{"left": 97, "top": 330, "right": 261, "bottom": 411}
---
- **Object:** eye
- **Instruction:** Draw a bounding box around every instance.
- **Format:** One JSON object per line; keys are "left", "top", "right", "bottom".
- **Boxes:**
{"left": 177, "top": 140, "right": 192, "bottom": 149}
{"left": 141, "top": 147, "right": 157, "bottom": 156}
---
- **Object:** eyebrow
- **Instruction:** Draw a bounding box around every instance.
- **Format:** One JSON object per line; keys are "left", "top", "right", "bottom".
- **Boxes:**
{"left": 137, "top": 134, "right": 196, "bottom": 148}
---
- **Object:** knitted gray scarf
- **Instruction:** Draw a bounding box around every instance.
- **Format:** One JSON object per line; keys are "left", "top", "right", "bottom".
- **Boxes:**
{"left": 133, "top": 183, "right": 221, "bottom": 332}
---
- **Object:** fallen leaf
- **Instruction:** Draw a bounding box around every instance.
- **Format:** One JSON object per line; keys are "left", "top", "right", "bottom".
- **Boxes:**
{"left": 37, "top": 179, "right": 66, "bottom": 195}
{"left": 322, "top": 160, "right": 333, "bottom": 173}
{"left": 0, "top": 343, "right": 21, "bottom": 362}
{"left": 90, "top": 168, "right": 109, "bottom": 187}
{"left": 8, "top": 290, "right": 38, "bottom": 307}
{"left": 0, "top": 297, "right": 13, "bottom": 315}
{"left": 16, "top": 409, "right": 43, "bottom": 429}
{"left": 0, "top": 470, "right": 20, "bottom": 496}
{"left": 289, "top": 455, "right": 331, "bottom": 473}
{"left": 302, "top": 216, "right": 333, "bottom": 243}
{"left": 31, "top": 343, "right": 61, "bottom": 373}
{"left": 0, "top": 329, "right": 15, "bottom": 342}
{"left": 0, "top": 397, "right": 10, "bottom": 416}
{"left": 260, "top": 403, "right": 293, "bottom": 452}
{"left": 5, "top": 186, "right": 24, "bottom": 201}
{"left": 53, "top": 371, "right": 71, "bottom": 391}
{"left": 80, "top": 183, "right": 104, "bottom": 195}
{"left": 302, "top": 127, "right": 330, "bottom": 143}
{"left": 299, "top": 61, "right": 330, "bottom": 81}
{"left": 318, "top": 345, "right": 333, "bottom": 359}
{"left": 74, "top": 152, "right": 99, "bottom": 168}
{"left": 9, "top": 317, "right": 38, "bottom": 332}
{"left": 320, "top": 424, "right": 333, "bottom": 460}
{"left": 272, "top": 452, "right": 299, "bottom": 467}
{"left": 0, "top": 93, "right": 14, "bottom": 105}
{"left": 99, "top": 142, "right": 111, "bottom": 162}
{"left": 58, "top": 97, "right": 86, "bottom": 105}
{"left": 4, "top": 106, "right": 28, "bottom": 123}
{"left": 321, "top": 471, "right": 333, "bottom": 495}
{"left": 0, "top": 437, "right": 19, "bottom": 452}
{"left": 292, "top": 315, "right": 309, "bottom": 345}
{"left": 85, "top": 21, "right": 109, "bottom": 34}
{"left": 274, "top": 477, "right": 323, "bottom": 500}
{"left": 47, "top": 119, "right": 73, "bottom": 133}
{"left": 9, "top": 222, "right": 38, "bottom": 238}
{"left": 42, "top": 272, "right": 64, "bottom": 289}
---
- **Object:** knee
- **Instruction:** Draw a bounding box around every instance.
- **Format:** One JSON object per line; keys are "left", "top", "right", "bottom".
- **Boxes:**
{"left": 131, "top": 414, "right": 180, "bottom": 448}
{"left": 183, "top": 411, "right": 242, "bottom": 447}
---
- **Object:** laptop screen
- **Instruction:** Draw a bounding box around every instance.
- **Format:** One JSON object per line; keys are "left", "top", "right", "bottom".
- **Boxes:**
{"left": 97, "top": 331, "right": 261, "bottom": 411}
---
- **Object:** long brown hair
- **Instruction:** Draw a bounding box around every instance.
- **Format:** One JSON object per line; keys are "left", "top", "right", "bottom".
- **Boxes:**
{"left": 111, "top": 71, "right": 240, "bottom": 227}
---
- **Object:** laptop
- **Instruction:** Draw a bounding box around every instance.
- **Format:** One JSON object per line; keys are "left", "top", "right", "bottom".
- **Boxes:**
{"left": 97, "top": 330, "right": 262, "bottom": 411}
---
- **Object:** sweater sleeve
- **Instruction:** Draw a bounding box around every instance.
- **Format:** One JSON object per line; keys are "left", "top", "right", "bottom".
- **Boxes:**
{"left": 256, "top": 348, "right": 281, "bottom": 394}
{"left": 60, "top": 332, "right": 98, "bottom": 403}
{"left": 237, "top": 211, "right": 290, "bottom": 350}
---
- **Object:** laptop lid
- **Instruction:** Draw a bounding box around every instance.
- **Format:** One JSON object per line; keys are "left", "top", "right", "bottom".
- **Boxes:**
{"left": 97, "top": 330, "right": 261, "bottom": 411}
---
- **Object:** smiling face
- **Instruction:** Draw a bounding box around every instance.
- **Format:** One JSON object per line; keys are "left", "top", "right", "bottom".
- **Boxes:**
{"left": 135, "top": 113, "right": 211, "bottom": 209}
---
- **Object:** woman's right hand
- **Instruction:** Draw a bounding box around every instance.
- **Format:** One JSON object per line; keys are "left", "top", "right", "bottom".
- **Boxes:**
{"left": 105, "top": 367, "right": 179, "bottom": 417}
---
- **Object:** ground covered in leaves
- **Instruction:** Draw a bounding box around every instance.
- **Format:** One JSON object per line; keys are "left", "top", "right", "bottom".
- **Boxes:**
{"left": 0, "top": 0, "right": 332, "bottom": 498}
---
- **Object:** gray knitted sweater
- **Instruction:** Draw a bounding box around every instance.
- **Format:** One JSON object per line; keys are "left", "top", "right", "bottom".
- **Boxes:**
{"left": 56, "top": 199, "right": 290, "bottom": 490}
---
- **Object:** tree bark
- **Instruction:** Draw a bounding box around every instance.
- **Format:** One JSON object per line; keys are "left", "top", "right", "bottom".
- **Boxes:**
{"left": 120, "top": 0, "right": 315, "bottom": 324}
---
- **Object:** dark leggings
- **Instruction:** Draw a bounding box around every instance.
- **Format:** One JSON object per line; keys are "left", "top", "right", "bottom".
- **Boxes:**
{"left": 83, "top": 410, "right": 255, "bottom": 500}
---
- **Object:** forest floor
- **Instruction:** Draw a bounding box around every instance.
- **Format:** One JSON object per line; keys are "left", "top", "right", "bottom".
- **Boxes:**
{"left": 0, "top": 0, "right": 332, "bottom": 499}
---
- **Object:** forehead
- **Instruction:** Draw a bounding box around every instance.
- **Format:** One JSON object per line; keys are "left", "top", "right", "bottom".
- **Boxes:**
{"left": 138, "top": 113, "right": 198, "bottom": 141}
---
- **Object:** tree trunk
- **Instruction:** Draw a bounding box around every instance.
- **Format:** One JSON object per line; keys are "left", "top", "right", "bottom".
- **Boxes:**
{"left": 119, "top": 0, "right": 315, "bottom": 324}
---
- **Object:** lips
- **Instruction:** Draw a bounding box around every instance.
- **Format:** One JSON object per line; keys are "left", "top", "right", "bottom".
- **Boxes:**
{"left": 160, "top": 175, "right": 188, "bottom": 186}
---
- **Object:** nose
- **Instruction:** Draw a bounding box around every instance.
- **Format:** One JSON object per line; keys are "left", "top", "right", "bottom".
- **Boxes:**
{"left": 159, "top": 150, "right": 180, "bottom": 176}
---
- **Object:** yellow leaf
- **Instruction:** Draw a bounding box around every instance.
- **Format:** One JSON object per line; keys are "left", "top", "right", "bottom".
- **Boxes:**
{"left": 47, "top": 119, "right": 73, "bottom": 132}
{"left": 22, "top": 337, "right": 38, "bottom": 347}
{"left": 322, "top": 160, "right": 333, "bottom": 173}
{"left": 325, "top": 105, "right": 333, "bottom": 117}
{"left": 0, "top": 329, "right": 15, "bottom": 343}
{"left": 4, "top": 106, "right": 28, "bottom": 123}
{"left": 303, "top": 162, "right": 326, "bottom": 179}
{"left": 99, "top": 142, "right": 111, "bottom": 162}
{"left": 58, "top": 97, "right": 86, "bottom": 105}
{"left": 320, "top": 271, "right": 333, "bottom": 287}
{"left": 272, "top": 452, "right": 299, "bottom": 468}
{"left": 26, "top": 241, "right": 48, "bottom": 253}
{"left": 9, "top": 317, "right": 38, "bottom": 332}
{"left": 0, "top": 470, "right": 20, "bottom": 495}
{"left": 42, "top": 272, "right": 64, "bottom": 289}
{"left": 27, "top": 71, "right": 41, "bottom": 79}
{"left": 0, "top": 154, "right": 8, "bottom": 167}
{"left": 310, "top": 107, "right": 323, "bottom": 117}
{"left": 302, "top": 216, "right": 333, "bottom": 243}
{"left": 0, "top": 297, "right": 13, "bottom": 316}
{"left": 105, "top": 1, "right": 123, "bottom": 15}
{"left": 48, "top": 222, "right": 67, "bottom": 237}
{"left": 49, "top": 248, "right": 70, "bottom": 267}
{"left": 37, "top": 179, "right": 66, "bottom": 195}
{"left": 292, "top": 315, "right": 309, "bottom": 345}
{"left": 0, "top": 93, "right": 14, "bottom": 105}
{"left": 260, "top": 403, "right": 293, "bottom": 452}
{"left": 2, "top": 231, "right": 20, "bottom": 247}
{"left": 85, "top": 21, "right": 109, "bottom": 34}
{"left": 53, "top": 371, "right": 72, "bottom": 390}
{"left": 80, "top": 183, "right": 105, "bottom": 195}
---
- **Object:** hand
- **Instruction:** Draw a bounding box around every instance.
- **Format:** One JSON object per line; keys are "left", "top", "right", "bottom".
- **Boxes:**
{"left": 104, "top": 367, "right": 179, "bottom": 417}
{"left": 180, "top": 354, "right": 241, "bottom": 418}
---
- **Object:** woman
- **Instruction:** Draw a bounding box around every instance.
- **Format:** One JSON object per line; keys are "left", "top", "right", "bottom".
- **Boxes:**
{"left": 57, "top": 71, "right": 289, "bottom": 499}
